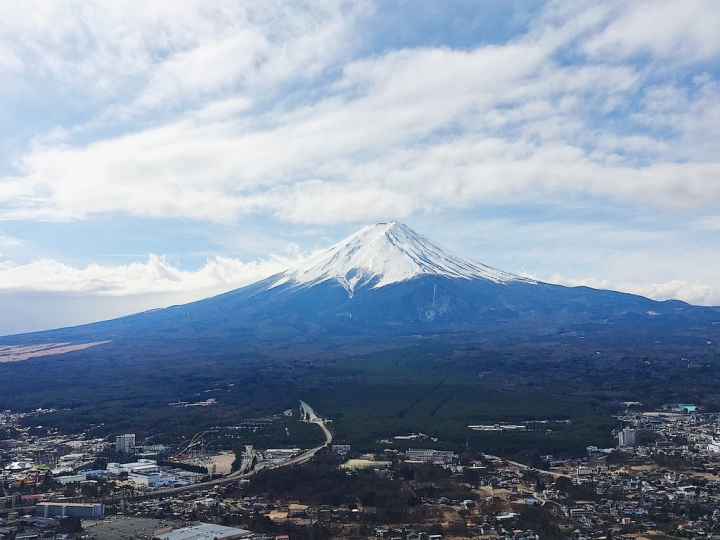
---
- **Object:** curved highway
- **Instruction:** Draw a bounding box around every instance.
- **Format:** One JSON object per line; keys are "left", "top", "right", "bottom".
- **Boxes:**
{"left": 119, "top": 401, "right": 332, "bottom": 500}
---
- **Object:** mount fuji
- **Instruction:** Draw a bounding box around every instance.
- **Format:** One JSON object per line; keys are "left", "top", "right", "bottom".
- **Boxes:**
{"left": 3, "top": 222, "right": 718, "bottom": 347}
{"left": 269, "top": 222, "right": 534, "bottom": 295}
{"left": 2, "top": 221, "right": 720, "bottom": 438}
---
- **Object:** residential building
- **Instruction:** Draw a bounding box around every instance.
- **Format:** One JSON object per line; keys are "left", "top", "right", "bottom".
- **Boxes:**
{"left": 35, "top": 502, "right": 104, "bottom": 519}
{"left": 116, "top": 433, "right": 136, "bottom": 454}
{"left": 405, "top": 449, "right": 455, "bottom": 464}
{"left": 618, "top": 428, "right": 637, "bottom": 447}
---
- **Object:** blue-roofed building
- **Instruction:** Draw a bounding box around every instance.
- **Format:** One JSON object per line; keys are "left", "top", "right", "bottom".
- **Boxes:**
{"left": 680, "top": 404, "right": 697, "bottom": 413}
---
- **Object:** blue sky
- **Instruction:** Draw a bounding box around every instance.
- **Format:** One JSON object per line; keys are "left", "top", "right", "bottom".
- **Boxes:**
{"left": 1, "top": 0, "right": 719, "bottom": 334}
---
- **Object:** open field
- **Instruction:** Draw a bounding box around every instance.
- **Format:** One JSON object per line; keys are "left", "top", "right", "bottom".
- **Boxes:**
{"left": 0, "top": 341, "right": 110, "bottom": 362}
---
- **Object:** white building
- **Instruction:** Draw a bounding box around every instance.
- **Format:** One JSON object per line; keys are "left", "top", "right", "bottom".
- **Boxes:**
{"left": 405, "top": 448, "right": 455, "bottom": 464}
{"left": 4, "top": 461, "right": 33, "bottom": 471}
{"left": 106, "top": 459, "right": 157, "bottom": 475}
{"left": 155, "top": 522, "right": 251, "bottom": 540}
{"left": 116, "top": 433, "right": 136, "bottom": 454}
{"left": 263, "top": 448, "right": 300, "bottom": 464}
{"left": 106, "top": 459, "right": 178, "bottom": 486}
{"left": 129, "top": 469, "right": 175, "bottom": 486}
{"left": 56, "top": 474, "right": 86, "bottom": 485}
{"left": 618, "top": 427, "right": 637, "bottom": 447}
{"left": 36, "top": 502, "right": 104, "bottom": 519}
{"left": 59, "top": 453, "right": 85, "bottom": 462}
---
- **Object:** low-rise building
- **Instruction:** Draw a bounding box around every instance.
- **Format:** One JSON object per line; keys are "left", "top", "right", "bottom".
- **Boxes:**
{"left": 55, "top": 474, "right": 85, "bottom": 485}
{"left": 35, "top": 502, "right": 104, "bottom": 519}
{"left": 405, "top": 449, "right": 455, "bottom": 464}
{"left": 107, "top": 459, "right": 157, "bottom": 475}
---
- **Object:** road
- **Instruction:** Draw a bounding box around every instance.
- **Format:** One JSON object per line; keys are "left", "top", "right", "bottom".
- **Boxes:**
{"left": 277, "top": 401, "right": 332, "bottom": 466}
{"left": 236, "top": 445, "right": 254, "bottom": 474}
{"left": 0, "top": 402, "right": 332, "bottom": 512}
{"left": 109, "top": 401, "right": 332, "bottom": 501}
{"left": 483, "top": 454, "right": 566, "bottom": 479}
{"left": 299, "top": 400, "right": 332, "bottom": 445}
{"left": 479, "top": 454, "right": 568, "bottom": 509}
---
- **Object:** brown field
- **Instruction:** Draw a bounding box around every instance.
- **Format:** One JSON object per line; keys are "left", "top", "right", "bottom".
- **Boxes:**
{"left": 209, "top": 451, "right": 236, "bottom": 475}
{"left": 0, "top": 341, "right": 110, "bottom": 362}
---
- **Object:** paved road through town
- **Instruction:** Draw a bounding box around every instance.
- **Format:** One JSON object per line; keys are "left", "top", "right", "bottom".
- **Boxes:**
{"left": 0, "top": 401, "right": 332, "bottom": 514}
{"left": 114, "top": 401, "right": 333, "bottom": 501}
{"left": 483, "top": 454, "right": 565, "bottom": 478}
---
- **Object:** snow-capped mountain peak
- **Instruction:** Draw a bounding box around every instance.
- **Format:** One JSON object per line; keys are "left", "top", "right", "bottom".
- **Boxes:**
{"left": 270, "top": 222, "right": 534, "bottom": 296}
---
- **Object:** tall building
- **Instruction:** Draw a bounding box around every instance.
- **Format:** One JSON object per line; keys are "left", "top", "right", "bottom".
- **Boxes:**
{"left": 618, "top": 427, "right": 637, "bottom": 447}
{"left": 116, "top": 433, "right": 136, "bottom": 454}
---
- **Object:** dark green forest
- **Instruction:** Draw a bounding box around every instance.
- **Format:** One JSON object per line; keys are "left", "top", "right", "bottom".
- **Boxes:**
{"left": 1, "top": 324, "right": 719, "bottom": 458}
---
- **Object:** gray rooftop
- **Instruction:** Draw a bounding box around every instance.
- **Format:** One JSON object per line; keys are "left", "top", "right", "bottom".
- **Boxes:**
{"left": 155, "top": 522, "right": 252, "bottom": 540}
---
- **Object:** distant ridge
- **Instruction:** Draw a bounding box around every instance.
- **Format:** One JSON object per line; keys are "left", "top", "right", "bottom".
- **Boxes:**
{"left": 270, "top": 221, "right": 534, "bottom": 296}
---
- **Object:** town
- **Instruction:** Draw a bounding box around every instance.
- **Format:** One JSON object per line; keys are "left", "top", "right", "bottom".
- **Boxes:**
{"left": 3, "top": 401, "right": 720, "bottom": 540}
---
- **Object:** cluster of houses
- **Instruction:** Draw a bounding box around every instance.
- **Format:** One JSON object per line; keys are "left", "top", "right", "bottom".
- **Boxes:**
{"left": 611, "top": 408, "right": 720, "bottom": 467}
{"left": 540, "top": 466, "right": 720, "bottom": 537}
{"left": 10, "top": 402, "right": 720, "bottom": 539}
{"left": 457, "top": 407, "right": 720, "bottom": 539}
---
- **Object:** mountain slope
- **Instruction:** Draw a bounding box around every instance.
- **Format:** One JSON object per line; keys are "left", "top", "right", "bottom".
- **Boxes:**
{"left": 269, "top": 222, "right": 534, "bottom": 295}
{"left": 0, "top": 222, "right": 719, "bottom": 348}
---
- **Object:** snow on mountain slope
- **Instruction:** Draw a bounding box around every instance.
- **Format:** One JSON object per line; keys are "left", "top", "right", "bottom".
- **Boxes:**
{"left": 270, "top": 222, "right": 535, "bottom": 296}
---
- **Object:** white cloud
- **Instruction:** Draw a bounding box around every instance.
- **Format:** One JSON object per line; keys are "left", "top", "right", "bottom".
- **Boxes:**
{"left": 582, "top": 0, "right": 720, "bottom": 63}
{"left": 1, "top": 0, "right": 718, "bottom": 225}
{"left": 0, "top": 252, "right": 299, "bottom": 296}
{"left": 540, "top": 274, "right": 720, "bottom": 308}
{"left": 0, "top": 234, "right": 20, "bottom": 248}
{"left": 693, "top": 216, "right": 720, "bottom": 231}
{"left": 0, "top": 0, "right": 363, "bottom": 105}
{"left": 3, "top": 31, "right": 718, "bottom": 223}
